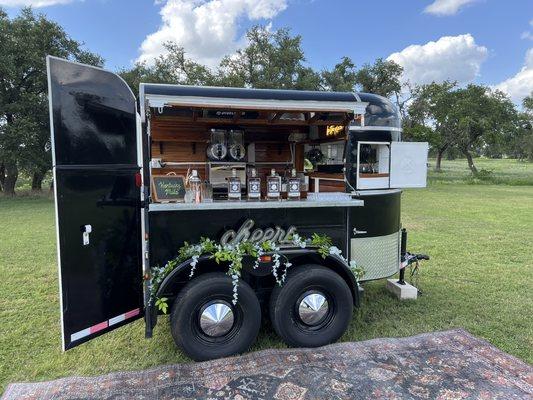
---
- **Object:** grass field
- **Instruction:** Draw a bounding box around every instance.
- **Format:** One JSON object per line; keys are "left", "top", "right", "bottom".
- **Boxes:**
{"left": 1, "top": 159, "right": 532, "bottom": 392}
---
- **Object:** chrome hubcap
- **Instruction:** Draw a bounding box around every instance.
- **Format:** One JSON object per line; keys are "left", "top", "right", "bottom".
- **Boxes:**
{"left": 298, "top": 292, "right": 329, "bottom": 326}
{"left": 199, "top": 302, "right": 234, "bottom": 337}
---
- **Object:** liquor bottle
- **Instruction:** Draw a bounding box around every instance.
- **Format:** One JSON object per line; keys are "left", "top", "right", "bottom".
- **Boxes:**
{"left": 227, "top": 168, "right": 242, "bottom": 201}
{"left": 266, "top": 169, "right": 281, "bottom": 201}
{"left": 247, "top": 168, "right": 261, "bottom": 201}
{"left": 189, "top": 170, "right": 202, "bottom": 204}
{"left": 288, "top": 168, "right": 301, "bottom": 200}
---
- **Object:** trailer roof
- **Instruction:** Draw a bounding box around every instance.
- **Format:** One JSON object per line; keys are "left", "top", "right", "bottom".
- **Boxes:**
{"left": 141, "top": 83, "right": 360, "bottom": 103}
{"left": 139, "top": 84, "right": 368, "bottom": 122}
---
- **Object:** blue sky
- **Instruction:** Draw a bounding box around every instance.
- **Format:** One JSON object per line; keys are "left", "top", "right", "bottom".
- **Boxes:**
{"left": 3, "top": 0, "right": 533, "bottom": 101}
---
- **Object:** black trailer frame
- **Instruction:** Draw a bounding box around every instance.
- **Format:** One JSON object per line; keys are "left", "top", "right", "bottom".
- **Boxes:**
{"left": 47, "top": 56, "right": 428, "bottom": 356}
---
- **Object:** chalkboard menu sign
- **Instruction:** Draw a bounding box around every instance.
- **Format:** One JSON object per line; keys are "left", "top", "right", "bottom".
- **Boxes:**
{"left": 151, "top": 175, "right": 186, "bottom": 202}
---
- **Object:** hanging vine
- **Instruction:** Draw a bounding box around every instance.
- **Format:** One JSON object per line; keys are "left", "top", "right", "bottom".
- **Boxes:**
{"left": 151, "top": 233, "right": 365, "bottom": 313}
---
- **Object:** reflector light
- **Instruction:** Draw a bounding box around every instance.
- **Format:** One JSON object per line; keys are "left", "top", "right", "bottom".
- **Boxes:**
{"left": 135, "top": 172, "right": 142, "bottom": 188}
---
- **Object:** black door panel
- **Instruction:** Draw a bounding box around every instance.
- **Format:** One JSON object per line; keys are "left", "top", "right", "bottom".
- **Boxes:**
{"left": 47, "top": 57, "right": 142, "bottom": 350}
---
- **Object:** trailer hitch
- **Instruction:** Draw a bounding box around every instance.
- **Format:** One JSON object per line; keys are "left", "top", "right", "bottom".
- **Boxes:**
{"left": 398, "top": 228, "right": 429, "bottom": 289}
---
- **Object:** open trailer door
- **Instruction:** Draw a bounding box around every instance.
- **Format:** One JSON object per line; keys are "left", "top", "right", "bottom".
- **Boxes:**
{"left": 390, "top": 142, "right": 429, "bottom": 188}
{"left": 47, "top": 56, "right": 143, "bottom": 350}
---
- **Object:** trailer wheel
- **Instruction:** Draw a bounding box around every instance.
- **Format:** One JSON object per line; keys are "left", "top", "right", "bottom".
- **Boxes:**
{"left": 269, "top": 264, "right": 353, "bottom": 348}
{"left": 170, "top": 272, "right": 261, "bottom": 361}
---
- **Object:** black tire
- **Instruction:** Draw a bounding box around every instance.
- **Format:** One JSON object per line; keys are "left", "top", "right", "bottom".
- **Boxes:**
{"left": 269, "top": 264, "right": 353, "bottom": 348}
{"left": 170, "top": 272, "right": 261, "bottom": 361}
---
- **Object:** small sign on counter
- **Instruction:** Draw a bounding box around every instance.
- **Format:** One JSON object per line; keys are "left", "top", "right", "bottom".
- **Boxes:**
{"left": 151, "top": 175, "right": 186, "bottom": 202}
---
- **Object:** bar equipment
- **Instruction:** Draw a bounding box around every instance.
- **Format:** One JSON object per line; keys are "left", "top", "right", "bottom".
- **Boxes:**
{"left": 207, "top": 129, "right": 227, "bottom": 161}
{"left": 189, "top": 170, "right": 202, "bottom": 204}
{"left": 228, "top": 130, "right": 246, "bottom": 161}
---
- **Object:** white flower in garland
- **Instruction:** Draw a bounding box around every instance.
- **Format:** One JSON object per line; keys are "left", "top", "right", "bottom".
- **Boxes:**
{"left": 291, "top": 233, "right": 307, "bottom": 249}
{"left": 329, "top": 246, "right": 342, "bottom": 256}
{"left": 189, "top": 254, "right": 200, "bottom": 278}
{"left": 150, "top": 233, "right": 365, "bottom": 312}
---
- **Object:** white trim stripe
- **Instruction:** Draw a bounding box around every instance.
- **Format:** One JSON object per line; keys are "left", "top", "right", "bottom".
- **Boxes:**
{"left": 70, "top": 308, "right": 141, "bottom": 342}
{"left": 46, "top": 56, "right": 66, "bottom": 351}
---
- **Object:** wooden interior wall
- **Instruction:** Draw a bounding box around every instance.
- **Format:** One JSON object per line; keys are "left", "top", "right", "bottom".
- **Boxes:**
{"left": 149, "top": 114, "right": 343, "bottom": 193}
{"left": 150, "top": 117, "right": 304, "bottom": 168}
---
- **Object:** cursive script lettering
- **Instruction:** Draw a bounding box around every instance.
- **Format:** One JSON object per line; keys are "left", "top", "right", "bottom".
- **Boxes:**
{"left": 220, "top": 219, "right": 297, "bottom": 246}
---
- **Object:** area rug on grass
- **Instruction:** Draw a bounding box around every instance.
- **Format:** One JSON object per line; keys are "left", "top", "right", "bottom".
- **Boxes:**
{"left": 3, "top": 329, "right": 532, "bottom": 400}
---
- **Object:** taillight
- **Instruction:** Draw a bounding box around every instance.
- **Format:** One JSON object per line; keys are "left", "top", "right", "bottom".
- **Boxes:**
{"left": 260, "top": 255, "right": 272, "bottom": 263}
{"left": 135, "top": 172, "right": 142, "bottom": 188}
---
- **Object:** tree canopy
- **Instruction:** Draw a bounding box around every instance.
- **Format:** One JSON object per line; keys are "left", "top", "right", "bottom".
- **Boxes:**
{"left": 0, "top": 7, "right": 102, "bottom": 194}
{"left": 1, "top": 8, "right": 531, "bottom": 195}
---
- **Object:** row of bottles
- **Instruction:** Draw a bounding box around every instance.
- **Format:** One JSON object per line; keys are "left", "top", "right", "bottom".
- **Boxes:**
{"left": 229, "top": 168, "right": 301, "bottom": 201}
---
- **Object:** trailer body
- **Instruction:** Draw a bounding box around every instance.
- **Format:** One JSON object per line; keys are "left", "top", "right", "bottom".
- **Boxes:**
{"left": 47, "top": 56, "right": 427, "bottom": 357}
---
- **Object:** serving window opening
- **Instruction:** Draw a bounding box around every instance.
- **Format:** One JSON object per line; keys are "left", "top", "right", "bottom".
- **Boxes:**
{"left": 146, "top": 103, "right": 362, "bottom": 207}
{"left": 355, "top": 141, "right": 390, "bottom": 190}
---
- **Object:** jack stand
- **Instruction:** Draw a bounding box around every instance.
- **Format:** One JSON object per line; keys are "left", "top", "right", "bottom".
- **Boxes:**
{"left": 387, "top": 227, "right": 418, "bottom": 299}
{"left": 386, "top": 278, "right": 418, "bottom": 300}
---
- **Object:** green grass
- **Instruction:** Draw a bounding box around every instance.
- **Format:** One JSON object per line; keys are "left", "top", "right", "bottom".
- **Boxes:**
{"left": 428, "top": 158, "right": 533, "bottom": 185}
{"left": 1, "top": 160, "right": 532, "bottom": 392}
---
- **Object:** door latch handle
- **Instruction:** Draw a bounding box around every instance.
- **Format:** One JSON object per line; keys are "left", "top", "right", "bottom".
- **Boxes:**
{"left": 353, "top": 228, "right": 367, "bottom": 235}
{"left": 82, "top": 224, "right": 92, "bottom": 246}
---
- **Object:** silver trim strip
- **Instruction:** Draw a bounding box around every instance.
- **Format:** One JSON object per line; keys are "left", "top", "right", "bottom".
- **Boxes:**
{"left": 46, "top": 56, "right": 66, "bottom": 351}
{"left": 149, "top": 199, "right": 364, "bottom": 212}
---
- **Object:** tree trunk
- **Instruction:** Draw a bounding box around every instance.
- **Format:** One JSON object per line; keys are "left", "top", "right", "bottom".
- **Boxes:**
{"left": 31, "top": 170, "right": 45, "bottom": 191}
{"left": 463, "top": 150, "right": 478, "bottom": 174}
{"left": 0, "top": 162, "right": 5, "bottom": 192}
{"left": 435, "top": 144, "right": 448, "bottom": 171}
{"left": 3, "top": 163, "right": 18, "bottom": 196}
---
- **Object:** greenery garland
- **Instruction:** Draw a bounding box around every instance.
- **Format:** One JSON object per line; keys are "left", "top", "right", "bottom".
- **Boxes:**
{"left": 151, "top": 233, "right": 364, "bottom": 314}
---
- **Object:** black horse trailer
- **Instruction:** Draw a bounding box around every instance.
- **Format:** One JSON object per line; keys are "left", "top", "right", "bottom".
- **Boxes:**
{"left": 47, "top": 56, "right": 428, "bottom": 360}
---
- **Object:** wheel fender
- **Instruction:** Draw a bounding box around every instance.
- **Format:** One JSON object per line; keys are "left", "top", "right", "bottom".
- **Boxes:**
{"left": 155, "top": 255, "right": 223, "bottom": 298}
{"left": 281, "top": 249, "right": 361, "bottom": 307}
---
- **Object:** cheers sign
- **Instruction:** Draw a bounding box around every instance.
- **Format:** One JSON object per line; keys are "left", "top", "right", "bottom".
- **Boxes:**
{"left": 220, "top": 219, "right": 297, "bottom": 246}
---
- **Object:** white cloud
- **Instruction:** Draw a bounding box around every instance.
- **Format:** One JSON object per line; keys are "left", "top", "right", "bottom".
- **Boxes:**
{"left": 137, "top": 0, "right": 288, "bottom": 67}
{"left": 387, "top": 34, "right": 488, "bottom": 85}
{"left": 424, "top": 0, "right": 478, "bottom": 16}
{"left": 521, "top": 19, "right": 533, "bottom": 41}
{"left": 494, "top": 49, "right": 533, "bottom": 103}
{"left": 0, "top": 0, "right": 73, "bottom": 7}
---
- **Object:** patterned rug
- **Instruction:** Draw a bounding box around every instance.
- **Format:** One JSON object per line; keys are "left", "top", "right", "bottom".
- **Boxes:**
{"left": 2, "top": 329, "right": 532, "bottom": 400}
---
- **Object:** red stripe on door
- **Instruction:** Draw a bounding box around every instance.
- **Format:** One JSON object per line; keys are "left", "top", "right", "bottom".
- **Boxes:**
{"left": 125, "top": 308, "right": 140, "bottom": 319}
{"left": 89, "top": 321, "right": 108, "bottom": 334}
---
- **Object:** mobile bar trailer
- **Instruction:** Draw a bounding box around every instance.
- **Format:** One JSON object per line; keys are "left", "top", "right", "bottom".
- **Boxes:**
{"left": 47, "top": 56, "right": 428, "bottom": 361}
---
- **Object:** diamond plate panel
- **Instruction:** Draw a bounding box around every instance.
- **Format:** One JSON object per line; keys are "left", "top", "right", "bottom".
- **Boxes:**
{"left": 350, "top": 231, "right": 400, "bottom": 281}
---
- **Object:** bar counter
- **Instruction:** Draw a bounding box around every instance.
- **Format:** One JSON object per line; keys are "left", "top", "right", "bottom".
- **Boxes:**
{"left": 149, "top": 198, "right": 364, "bottom": 212}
